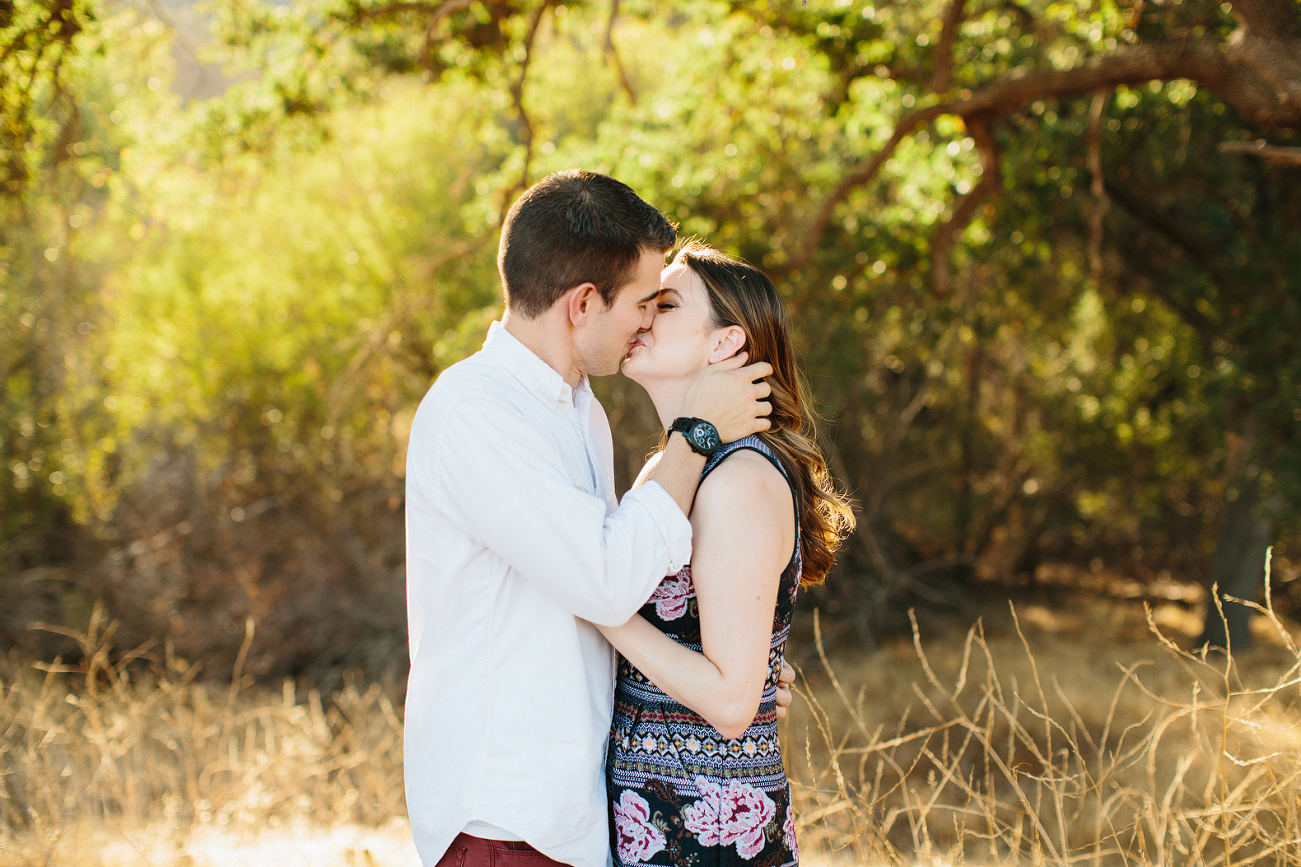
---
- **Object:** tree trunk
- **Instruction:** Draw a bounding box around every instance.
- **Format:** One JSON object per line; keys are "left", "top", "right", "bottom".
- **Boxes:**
{"left": 1200, "top": 478, "right": 1273, "bottom": 652}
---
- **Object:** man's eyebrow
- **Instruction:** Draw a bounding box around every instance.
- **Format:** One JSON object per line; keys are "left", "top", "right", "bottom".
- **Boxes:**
{"left": 638, "top": 288, "right": 662, "bottom": 304}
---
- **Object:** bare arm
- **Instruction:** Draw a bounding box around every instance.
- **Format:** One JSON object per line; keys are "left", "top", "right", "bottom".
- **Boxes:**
{"left": 597, "top": 451, "right": 795, "bottom": 738}
{"left": 630, "top": 448, "right": 795, "bottom": 719}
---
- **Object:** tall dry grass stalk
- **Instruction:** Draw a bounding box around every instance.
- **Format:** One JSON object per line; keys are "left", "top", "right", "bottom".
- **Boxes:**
{"left": 2, "top": 556, "right": 1299, "bottom": 865}
{"left": 788, "top": 551, "right": 1301, "bottom": 865}
{"left": 0, "top": 607, "right": 406, "bottom": 865}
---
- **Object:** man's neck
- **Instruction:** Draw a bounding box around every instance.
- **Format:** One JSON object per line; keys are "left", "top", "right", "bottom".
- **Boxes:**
{"left": 502, "top": 309, "right": 583, "bottom": 388}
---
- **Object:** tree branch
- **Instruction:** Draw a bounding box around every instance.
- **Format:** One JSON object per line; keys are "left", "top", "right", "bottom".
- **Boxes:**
{"left": 501, "top": 0, "right": 549, "bottom": 204}
{"left": 1228, "top": 0, "right": 1301, "bottom": 38}
{"left": 940, "top": 30, "right": 1299, "bottom": 127}
{"left": 1086, "top": 89, "right": 1112, "bottom": 281}
{"left": 1218, "top": 140, "right": 1301, "bottom": 165}
{"left": 959, "top": 41, "right": 1236, "bottom": 119}
{"left": 816, "top": 426, "right": 905, "bottom": 594}
{"left": 930, "top": 118, "right": 999, "bottom": 296}
{"left": 1225, "top": 8, "right": 1301, "bottom": 115}
{"left": 1000, "top": 0, "right": 1036, "bottom": 31}
{"left": 1104, "top": 177, "right": 1227, "bottom": 343}
{"left": 930, "top": 0, "right": 969, "bottom": 93}
{"left": 1105, "top": 174, "right": 1241, "bottom": 304}
{"left": 967, "top": 459, "right": 1033, "bottom": 561}
{"left": 603, "top": 0, "right": 636, "bottom": 104}
{"left": 784, "top": 103, "right": 950, "bottom": 272}
{"left": 789, "top": 26, "right": 1301, "bottom": 276}
{"left": 0, "top": 347, "right": 37, "bottom": 402}
{"left": 345, "top": 0, "right": 474, "bottom": 24}
{"left": 1125, "top": 267, "right": 1218, "bottom": 353}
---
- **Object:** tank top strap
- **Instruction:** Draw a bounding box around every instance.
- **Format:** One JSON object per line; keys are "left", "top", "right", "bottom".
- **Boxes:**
{"left": 699, "top": 435, "right": 801, "bottom": 530}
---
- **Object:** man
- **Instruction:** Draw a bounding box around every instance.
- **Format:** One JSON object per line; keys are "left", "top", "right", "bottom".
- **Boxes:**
{"left": 404, "top": 170, "right": 783, "bottom": 867}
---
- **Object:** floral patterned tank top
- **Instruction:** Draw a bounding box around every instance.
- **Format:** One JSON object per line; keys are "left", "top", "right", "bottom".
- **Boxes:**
{"left": 607, "top": 436, "right": 800, "bottom": 867}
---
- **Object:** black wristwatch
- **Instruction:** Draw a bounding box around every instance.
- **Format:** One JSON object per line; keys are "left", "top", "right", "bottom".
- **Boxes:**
{"left": 669, "top": 417, "right": 721, "bottom": 458}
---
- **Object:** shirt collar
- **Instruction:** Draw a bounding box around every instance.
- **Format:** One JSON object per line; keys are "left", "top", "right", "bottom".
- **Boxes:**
{"left": 482, "top": 321, "right": 590, "bottom": 408}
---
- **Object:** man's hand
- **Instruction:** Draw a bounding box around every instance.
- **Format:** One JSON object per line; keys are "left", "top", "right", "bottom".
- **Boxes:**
{"left": 681, "top": 352, "right": 774, "bottom": 444}
{"left": 773, "top": 660, "right": 796, "bottom": 720}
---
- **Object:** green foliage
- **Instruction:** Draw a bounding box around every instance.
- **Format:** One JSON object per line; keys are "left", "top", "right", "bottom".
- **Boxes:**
{"left": 0, "top": 0, "right": 101, "bottom": 195}
{"left": 3, "top": 0, "right": 1300, "bottom": 668}
{"left": 91, "top": 81, "right": 503, "bottom": 504}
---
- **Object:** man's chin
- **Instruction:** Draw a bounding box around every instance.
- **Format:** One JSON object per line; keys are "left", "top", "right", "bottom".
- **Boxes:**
{"left": 584, "top": 355, "right": 623, "bottom": 378}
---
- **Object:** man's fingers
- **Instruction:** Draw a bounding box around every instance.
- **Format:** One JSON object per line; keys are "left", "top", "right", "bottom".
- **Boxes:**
{"left": 773, "top": 680, "right": 793, "bottom": 717}
{"left": 740, "top": 360, "right": 774, "bottom": 381}
{"left": 773, "top": 661, "right": 797, "bottom": 719}
{"left": 753, "top": 417, "right": 773, "bottom": 432}
{"left": 711, "top": 352, "right": 748, "bottom": 371}
{"left": 754, "top": 400, "right": 773, "bottom": 417}
{"left": 752, "top": 380, "right": 773, "bottom": 401}
{"left": 779, "top": 660, "right": 796, "bottom": 687}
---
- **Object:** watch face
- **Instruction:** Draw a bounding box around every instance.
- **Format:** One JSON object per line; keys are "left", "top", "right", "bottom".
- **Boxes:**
{"left": 691, "top": 423, "right": 720, "bottom": 452}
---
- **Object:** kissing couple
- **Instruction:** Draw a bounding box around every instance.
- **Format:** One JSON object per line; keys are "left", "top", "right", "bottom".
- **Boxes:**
{"left": 404, "top": 170, "right": 853, "bottom": 867}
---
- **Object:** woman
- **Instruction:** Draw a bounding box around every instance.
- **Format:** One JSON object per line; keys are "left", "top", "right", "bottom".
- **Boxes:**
{"left": 596, "top": 241, "right": 855, "bottom": 866}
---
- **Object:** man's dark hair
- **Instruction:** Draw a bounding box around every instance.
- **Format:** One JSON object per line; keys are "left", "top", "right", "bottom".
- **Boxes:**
{"left": 497, "top": 170, "right": 677, "bottom": 318}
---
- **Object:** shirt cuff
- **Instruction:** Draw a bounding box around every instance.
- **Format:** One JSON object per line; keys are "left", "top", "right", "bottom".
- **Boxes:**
{"left": 623, "top": 480, "right": 693, "bottom": 573}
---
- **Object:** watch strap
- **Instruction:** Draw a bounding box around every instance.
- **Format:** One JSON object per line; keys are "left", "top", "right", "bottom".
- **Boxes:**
{"left": 668, "top": 416, "right": 698, "bottom": 437}
{"left": 669, "top": 417, "right": 720, "bottom": 457}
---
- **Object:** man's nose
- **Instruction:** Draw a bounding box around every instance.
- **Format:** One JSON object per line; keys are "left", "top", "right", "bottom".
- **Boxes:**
{"left": 639, "top": 305, "right": 655, "bottom": 331}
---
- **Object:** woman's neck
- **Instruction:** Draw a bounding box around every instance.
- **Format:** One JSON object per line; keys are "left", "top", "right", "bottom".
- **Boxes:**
{"left": 640, "top": 378, "right": 692, "bottom": 432}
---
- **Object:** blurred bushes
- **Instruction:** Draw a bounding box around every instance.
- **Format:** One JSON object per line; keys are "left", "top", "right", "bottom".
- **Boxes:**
{"left": 2, "top": 0, "right": 1299, "bottom": 677}
{"left": 55, "top": 79, "right": 509, "bottom": 677}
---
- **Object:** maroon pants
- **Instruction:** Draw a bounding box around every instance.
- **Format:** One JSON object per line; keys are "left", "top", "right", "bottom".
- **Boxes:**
{"left": 436, "top": 833, "right": 569, "bottom": 867}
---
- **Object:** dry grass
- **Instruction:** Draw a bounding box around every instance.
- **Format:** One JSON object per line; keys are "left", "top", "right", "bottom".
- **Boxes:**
{"left": 786, "top": 554, "right": 1301, "bottom": 865}
{"left": 0, "top": 610, "right": 408, "bottom": 866}
{"left": 2, "top": 560, "right": 1299, "bottom": 866}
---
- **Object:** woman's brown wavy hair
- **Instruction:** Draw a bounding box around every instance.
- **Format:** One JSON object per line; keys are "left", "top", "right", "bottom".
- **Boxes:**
{"left": 674, "top": 239, "right": 855, "bottom": 586}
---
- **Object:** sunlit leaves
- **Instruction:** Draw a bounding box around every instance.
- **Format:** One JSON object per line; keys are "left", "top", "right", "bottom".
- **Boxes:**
{"left": 5, "top": 0, "right": 1301, "bottom": 624}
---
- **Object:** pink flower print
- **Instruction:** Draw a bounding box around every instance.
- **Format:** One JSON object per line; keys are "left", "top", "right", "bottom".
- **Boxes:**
{"left": 681, "top": 780, "right": 724, "bottom": 846}
{"left": 681, "top": 777, "right": 777, "bottom": 859}
{"left": 649, "top": 568, "right": 695, "bottom": 620}
{"left": 613, "top": 790, "right": 666, "bottom": 864}
{"left": 783, "top": 804, "right": 798, "bottom": 859}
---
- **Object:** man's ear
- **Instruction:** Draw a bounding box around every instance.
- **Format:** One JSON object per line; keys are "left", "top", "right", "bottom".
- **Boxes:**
{"left": 709, "top": 325, "right": 747, "bottom": 363}
{"left": 566, "top": 282, "right": 601, "bottom": 327}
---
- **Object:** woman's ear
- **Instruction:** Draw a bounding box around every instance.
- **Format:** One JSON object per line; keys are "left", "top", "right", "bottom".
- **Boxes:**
{"left": 709, "top": 325, "right": 747, "bottom": 363}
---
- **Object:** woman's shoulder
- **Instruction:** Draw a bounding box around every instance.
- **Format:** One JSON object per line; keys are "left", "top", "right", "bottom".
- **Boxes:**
{"left": 695, "top": 441, "right": 792, "bottom": 516}
{"left": 691, "top": 444, "right": 796, "bottom": 568}
{"left": 703, "top": 435, "right": 788, "bottom": 483}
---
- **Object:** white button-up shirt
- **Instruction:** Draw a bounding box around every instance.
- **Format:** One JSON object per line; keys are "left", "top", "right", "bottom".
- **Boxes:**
{"left": 404, "top": 322, "right": 692, "bottom": 867}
